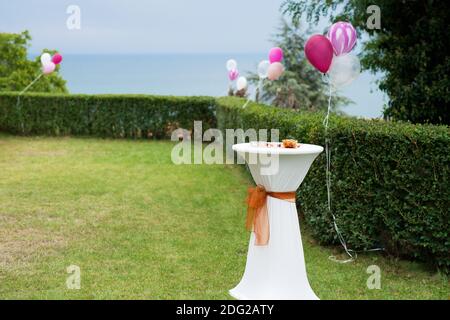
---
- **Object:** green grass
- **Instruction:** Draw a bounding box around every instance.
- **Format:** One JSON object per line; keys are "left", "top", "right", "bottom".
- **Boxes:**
{"left": 0, "top": 134, "right": 448, "bottom": 300}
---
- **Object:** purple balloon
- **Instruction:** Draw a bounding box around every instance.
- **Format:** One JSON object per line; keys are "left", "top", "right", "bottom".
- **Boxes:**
{"left": 228, "top": 69, "right": 239, "bottom": 81}
{"left": 327, "top": 22, "right": 357, "bottom": 56}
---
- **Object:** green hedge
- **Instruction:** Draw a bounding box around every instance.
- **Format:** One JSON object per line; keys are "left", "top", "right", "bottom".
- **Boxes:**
{"left": 216, "top": 97, "right": 450, "bottom": 273}
{"left": 0, "top": 92, "right": 448, "bottom": 272}
{"left": 0, "top": 92, "right": 216, "bottom": 138}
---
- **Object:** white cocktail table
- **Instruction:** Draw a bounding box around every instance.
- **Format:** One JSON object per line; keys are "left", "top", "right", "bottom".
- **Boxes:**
{"left": 230, "top": 142, "right": 323, "bottom": 300}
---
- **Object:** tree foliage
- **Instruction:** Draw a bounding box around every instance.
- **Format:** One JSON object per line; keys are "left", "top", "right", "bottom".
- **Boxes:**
{"left": 248, "top": 20, "right": 350, "bottom": 113}
{"left": 0, "top": 31, "right": 67, "bottom": 93}
{"left": 282, "top": 0, "right": 450, "bottom": 124}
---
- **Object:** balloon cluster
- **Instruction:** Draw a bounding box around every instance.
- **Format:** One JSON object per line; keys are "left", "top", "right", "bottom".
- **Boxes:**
{"left": 40, "top": 52, "right": 63, "bottom": 75}
{"left": 304, "top": 22, "right": 360, "bottom": 89}
{"left": 305, "top": 23, "right": 362, "bottom": 263}
{"left": 226, "top": 48, "right": 285, "bottom": 100}
{"left": 257, "top": 47, "right": 285, "bottom": 81}
{"left": 226, "top": 59, "right": 248, "bottom": 96}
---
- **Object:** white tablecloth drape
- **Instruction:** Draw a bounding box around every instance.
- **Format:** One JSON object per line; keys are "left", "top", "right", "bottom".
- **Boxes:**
{"left": 230, "top": 143, "right": 323, "bottom": 300}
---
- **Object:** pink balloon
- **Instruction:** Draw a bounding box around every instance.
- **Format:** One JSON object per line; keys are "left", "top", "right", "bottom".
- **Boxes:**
{"left": 304, "top": 35, "right": 334, "bottom": 73}
{"left": 269, "top": 47, "right": 283, "bottom": 63}
{"left": 42, "top": 62, "right": 56, "bottom": 75}
{"left": 327, "top": 22, "right": 357, "bottom": 56}
{"left": 228, "top": 69, "right": 239, "bottom": 81}
{"left": 52, "top": 53, "right": 63, "bottom": 65}
{"left": 267, "top": 62, "right": 284, "bottom": 81}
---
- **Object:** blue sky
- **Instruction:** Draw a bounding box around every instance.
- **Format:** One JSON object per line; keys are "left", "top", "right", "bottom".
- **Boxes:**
{"left": 1, "top": 0, "right": 291, "bottom": 54}
{"left": 1, "top": 0, "right": 386, "bottom": 117}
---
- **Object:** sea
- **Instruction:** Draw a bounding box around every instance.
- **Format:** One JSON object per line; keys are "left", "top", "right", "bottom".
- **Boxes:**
{"left": 43, "top": 53, "right": 386, "bottom": 118}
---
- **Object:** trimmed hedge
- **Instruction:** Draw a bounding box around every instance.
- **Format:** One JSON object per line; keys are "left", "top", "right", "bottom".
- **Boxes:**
{"left": 216, "top": 97, "right": 450, "bottom": 273}
{"left": 0, "top": 92, "right": 216, "bottom": 138}
{"left": 0, "top": 92, "right": 448, "bottom": 272}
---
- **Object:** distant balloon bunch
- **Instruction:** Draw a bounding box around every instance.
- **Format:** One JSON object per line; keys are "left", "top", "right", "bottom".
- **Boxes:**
{"left": 226, "top": 59, "right": 248, "bottom": 95}
{"left": 40, "top": 52, "right": 63, "bottom": 75}
{"left": 226, "top": 47, "right": 286, "bottom": 98}
{"left": 16, "top": 50, "right": 63, "bottom": 106}
{"left": 305, "top": 21, "right": 360, "bottom": 89}
{"left": 257, "top": 47, "right": 285, "bottom": 81}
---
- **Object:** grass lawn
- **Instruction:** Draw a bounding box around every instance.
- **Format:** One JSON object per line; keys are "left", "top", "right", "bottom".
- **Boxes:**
{"left": 0, "top": 134, "right": 448, "bottom": 299}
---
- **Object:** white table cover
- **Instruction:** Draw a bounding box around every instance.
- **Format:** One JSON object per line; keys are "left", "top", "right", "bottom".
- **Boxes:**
{"left": 230, "top": 143, "right": 323, "bottom": 300}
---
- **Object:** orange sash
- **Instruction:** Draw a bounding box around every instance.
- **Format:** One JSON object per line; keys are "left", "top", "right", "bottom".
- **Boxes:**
{"left": 246, "top": 185, "right": 296, "bottom": 246}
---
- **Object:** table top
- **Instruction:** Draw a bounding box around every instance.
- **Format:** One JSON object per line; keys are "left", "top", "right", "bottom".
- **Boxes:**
{"left": 232, "top": 143, "right": 324, "bottom": 156}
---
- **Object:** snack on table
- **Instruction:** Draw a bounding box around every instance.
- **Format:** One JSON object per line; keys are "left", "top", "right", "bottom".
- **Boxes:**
{"left": 266, "top": 142, "right": 281, "bottom": 148}
{"left": 282, "top": 139, "right": 299, "bottom": 148}
{"left": 250, "top": 141, "right": 300, "bottom": 148}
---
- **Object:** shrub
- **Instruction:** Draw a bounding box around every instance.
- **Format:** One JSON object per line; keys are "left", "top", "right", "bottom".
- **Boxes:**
{"left": 216, "top": 97, "right": 450, "bottom": 273}
{"left": 1, "top": 92, "right": 448, "bottom": 273}
{"left": 0, "top": 92, "right": 216, "bottom": 138}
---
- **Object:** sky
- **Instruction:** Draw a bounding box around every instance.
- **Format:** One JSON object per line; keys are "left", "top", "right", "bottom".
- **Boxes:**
{"left": 1, "top": 0, "right": 289, "bottom": 54}
{"left": 1, "top": 0, "right": 386, "bottom": 117}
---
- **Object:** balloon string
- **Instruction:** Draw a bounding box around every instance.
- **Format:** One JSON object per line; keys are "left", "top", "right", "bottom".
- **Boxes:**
{"left": 255, "top": 78, "right": 263, "bottom": 102}
{"left": 323, "top": 75, "right": 355, "bottom": 263}
{"left": 16, "top": 73, "right": 43, "bottom": 107}
{"left": 242, "top": 79, "right": 262, "bottom": 109}
{"left": 20, "top": 73, "right": 43, "bottom": 95}
{"left": 242, "top": 98, "right": 251, "bottom": 109}
{"left": 15, "top": 73, "right": 43, "bottom": 133}
{"left": 323, "top": 75, "right": 384, "bottom": 263}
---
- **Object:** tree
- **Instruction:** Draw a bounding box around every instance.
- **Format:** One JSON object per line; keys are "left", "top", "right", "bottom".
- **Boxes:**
{"left": 248, "top": 20, "right": 350, "bottom": 113}
{"left": 282, "top": 0, "right": 450, "bottom": 124}
{"left": 0, "top": 31, "right": 67, "bottom": 93}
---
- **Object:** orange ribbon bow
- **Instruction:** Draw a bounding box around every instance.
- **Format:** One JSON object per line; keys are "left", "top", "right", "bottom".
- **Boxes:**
{"left": 246, "top": 185, "right": 296, "bottom": 246}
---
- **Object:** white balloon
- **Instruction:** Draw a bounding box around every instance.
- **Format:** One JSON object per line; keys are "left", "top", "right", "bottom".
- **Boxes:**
{"left": 328, "top": 53, "right": 361, "bottom": 89}
{"left": 257, "top": 60, "right": 270, "bottom": 79}
{"left": 40, "top": 53, "right": 52, "bottom": 65}
{"left": 226, "top": 59, "right": 237, "bottom": 71}
{"left": 236, "top": 76, "right": 248, "bottom": 91}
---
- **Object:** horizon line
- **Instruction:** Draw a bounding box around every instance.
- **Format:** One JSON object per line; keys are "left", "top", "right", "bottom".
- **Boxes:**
{"left": 28, "top": 51, "right": 268, "bottom": 56}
